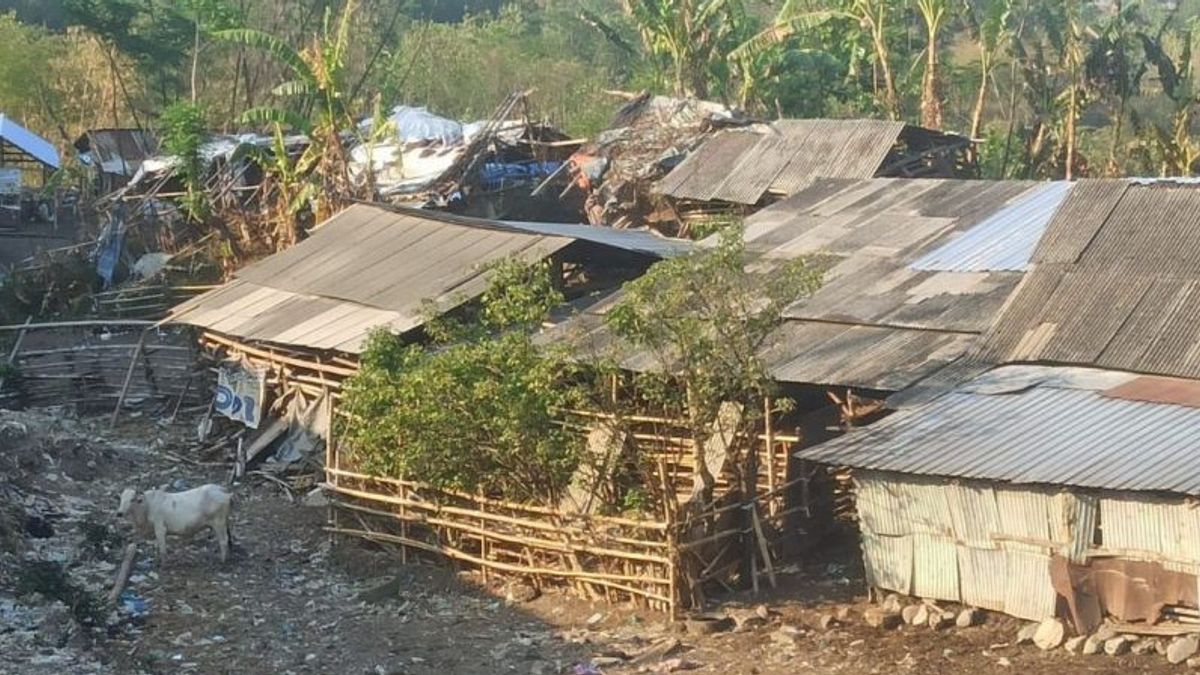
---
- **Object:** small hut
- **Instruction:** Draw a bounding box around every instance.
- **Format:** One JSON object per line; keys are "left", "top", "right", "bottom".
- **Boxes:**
{"left": 798, "top": 364, "right": 1200, "bottom": 632}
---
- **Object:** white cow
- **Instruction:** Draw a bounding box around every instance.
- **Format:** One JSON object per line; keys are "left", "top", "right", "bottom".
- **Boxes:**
{"left": 117, "top": 484, "right": 233, "bottom": 563}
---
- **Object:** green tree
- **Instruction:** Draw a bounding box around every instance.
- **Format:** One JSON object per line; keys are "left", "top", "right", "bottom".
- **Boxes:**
{"left": 615, "top": 0, "right": 749, "bottom": 98}
{"left": 916, "top": 0, "right": 950, "bottom": 129}
{"left": 340, "top": 259, "right": 589, "bottom": 504}
{"left": 962, "top": 0, "right": 1012, "bottom": 148}
{"left": 217, "top": 0, "right": 363, "bottom": 221}
{"left": 606, "top": 227, "right": 822, "bottom": 507}
{"left": 159, "top": 100, "right": 209, "bottom": 221}
{"left": 735, "top": 0, "right": 902, "bottom": 119}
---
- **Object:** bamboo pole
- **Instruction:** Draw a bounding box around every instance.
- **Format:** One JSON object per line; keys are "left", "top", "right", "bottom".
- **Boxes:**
{"left": 199, "top": 331, "right": 357, "bottom": 377}
{"left": 330, "top": 493, "right": 669, "bottom": 564}
{"left": 751, "top": 507, "right": 777, "bottom": 590}
{"left": 110, "top": 328, "right": 149, "bottom": 427}
{"left": 324, "top": 526, "right": 671, "bottom": 603}
{"left": 0, "top": 319, "right": 156, "bottom": 331}
{"left": 764, "top": 397, "right": 776, "bottom": 517}
{"left": 328, "top": 468, "right": 666, "bottom": 530}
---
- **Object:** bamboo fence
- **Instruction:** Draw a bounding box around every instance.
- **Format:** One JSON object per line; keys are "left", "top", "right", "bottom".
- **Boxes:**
{"left": 190, "top": 330, "right": 826, "bottom": 614}
{"left": 0, "top": 321, "right": 206, "bottom": 413}
{"left": 326, "top": 402, "right": 817, "bottom": 616}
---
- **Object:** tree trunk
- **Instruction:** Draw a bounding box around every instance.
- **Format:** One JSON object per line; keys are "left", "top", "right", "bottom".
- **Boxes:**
{"left": 1065, "top": 84, "right": 1077, "bottom": 180}
{"left": 191, "top": 18, "right": 201, "bottom": 103}
{"left": 970, "top": 57, "right": 989, "bottom": 141}
{"left": 869, "top": 23, "right": 900, "bottom": 119}
{"left": 921, "top": 36, "right": 942, "bottom": 129}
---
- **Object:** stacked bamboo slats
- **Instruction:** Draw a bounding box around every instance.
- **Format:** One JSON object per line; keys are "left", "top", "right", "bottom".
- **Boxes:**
{"left": 326, "top": 468, "right": 677, "bottom": 611}
{"left": 0, "top": 321, "right": 206, "bottom": 413}
{"left": 92, "top": 284, "right": 217, "bottom": 320}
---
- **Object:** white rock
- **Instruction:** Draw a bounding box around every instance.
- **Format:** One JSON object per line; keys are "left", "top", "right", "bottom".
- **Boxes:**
{"left": 1033, "top": 618, "right": 1065, "bottom": 650}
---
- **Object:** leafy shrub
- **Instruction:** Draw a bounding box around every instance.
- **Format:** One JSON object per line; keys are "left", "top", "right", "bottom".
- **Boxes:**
{"left": 340, "top": 259, "right": 590, "bottom": 504}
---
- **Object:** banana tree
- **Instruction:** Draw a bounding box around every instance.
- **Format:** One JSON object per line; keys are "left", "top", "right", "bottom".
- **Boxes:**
{"left": 733, "top": 0, "right": 900, "bottom": 119}
{"left": 1138, "top": 17, "right": 1200, "bottom": 176}
{"left": 961, "top": 0, "right": 1012, "bottom": 149}
{"left": 216, "top": 0, "right": 361, "bottom": 223}
{"left": 619, "top": 0, "right": 747, "bottom": 98}
{"left": 1086, "top": 0, "right": 1146, "bottom": 175}
{"left": 915, "top": 0, "right": 950, "bottom": 129}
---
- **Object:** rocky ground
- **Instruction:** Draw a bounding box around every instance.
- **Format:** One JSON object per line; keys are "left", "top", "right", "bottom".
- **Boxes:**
{"left": 0, "top": 407, "right": 1191, "bottom": 674}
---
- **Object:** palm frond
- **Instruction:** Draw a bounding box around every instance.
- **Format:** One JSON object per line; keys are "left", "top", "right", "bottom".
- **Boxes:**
{"left": 215, "top": 28, "right": 314, "bottom": 83}
{"left": 273, "top": 79, "right": 315, "bottom": 98}
{"left": 729, "top": 10, "right": 845, "bottom": 62}
{"left": 240, "top": 106, "right": 311, "bottom": 133}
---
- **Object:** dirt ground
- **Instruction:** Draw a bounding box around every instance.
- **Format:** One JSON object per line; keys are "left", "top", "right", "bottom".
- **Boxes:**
{"left": 0, "top": 408, "right": 1190, "bottom": 675}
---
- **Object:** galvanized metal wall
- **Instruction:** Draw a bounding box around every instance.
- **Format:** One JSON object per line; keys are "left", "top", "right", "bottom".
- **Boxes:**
{"left": 855, "top": 470, "right": 1097, "bottom": 620}
{"left": 1099, "top": 494, "right": 1200, "bottom": 577}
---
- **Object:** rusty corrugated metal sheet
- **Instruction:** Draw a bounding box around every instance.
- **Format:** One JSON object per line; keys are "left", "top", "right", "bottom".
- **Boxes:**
{"left": 1102, "top": 374, "right": 1200, "bottom": 408}
{"left": 170, "top": 204, "right": 573, "bottom": 353}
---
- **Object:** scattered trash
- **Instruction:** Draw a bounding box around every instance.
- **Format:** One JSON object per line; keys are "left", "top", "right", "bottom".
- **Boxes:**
{"left": 119, "top": 590, "right": 148, "bottom": 619}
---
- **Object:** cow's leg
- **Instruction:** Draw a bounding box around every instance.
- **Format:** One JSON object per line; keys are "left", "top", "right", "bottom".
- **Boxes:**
{"left": 213, "top": 520, "right": 229, "bottom": 563}
{"left": 154, "top": 520, "right": 168, "bottom": 562}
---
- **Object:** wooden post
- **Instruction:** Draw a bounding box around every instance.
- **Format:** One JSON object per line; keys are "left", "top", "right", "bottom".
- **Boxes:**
{"left": 106, "top": 543, "right": 138, "bottom": 605}
{"left": 0, "top": 316, "right": 32, "bottom": 392}
{"left": 110, "top": 328, "right": 149, "bottom": 427}
{"left": 479, "top": 493, "right": 489, "bottom": 586}
{"left": 325, "top": 391, "right": 336, "bottom": 549}
{"left": 751, "top": 507, "right": 777, "bottom": 589}
{"left": 764, "top": 396, "right": 776, "bottom": 517}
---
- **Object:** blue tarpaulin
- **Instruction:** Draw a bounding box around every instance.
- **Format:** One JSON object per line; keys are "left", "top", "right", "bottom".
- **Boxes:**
{"left": 480, "top": 161, "right": 563, "bottom": 191}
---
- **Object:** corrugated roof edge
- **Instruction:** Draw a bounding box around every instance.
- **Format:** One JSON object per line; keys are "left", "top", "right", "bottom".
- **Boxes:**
{"left": 346, "top": 199, "right": 688, "bottom": 258}
{"left": 795, "top": 364, "right": 1200, "bottom": 495}
{"left": 0, "top": 113, "right": 60, "bottom": 169}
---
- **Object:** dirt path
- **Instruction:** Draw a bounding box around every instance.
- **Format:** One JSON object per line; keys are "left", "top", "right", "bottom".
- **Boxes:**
{"left": 0, "top": 409, "right": 1187, "bottom": 674}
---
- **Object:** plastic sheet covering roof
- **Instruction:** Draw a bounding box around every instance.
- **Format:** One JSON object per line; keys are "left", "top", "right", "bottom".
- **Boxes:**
{"left": 798, "top": 364, "right": 1200, "bottom": 495}
{"left": 169, "top": 204, "right": 572, "bottom": 353}
{"left": 542, "top": 177, "right": 1063, "bottom": 391}
{"left": 362, "top": 106, "right": 464, "bottom": 144}
{"left": 0, "top": 114, "right": 59, "bottom": 169}
{"left": 658, "top": 119, "right": 907, "bottom": 204}
{"left": 980, "top": 180, "right": 1200, "bottom": 379}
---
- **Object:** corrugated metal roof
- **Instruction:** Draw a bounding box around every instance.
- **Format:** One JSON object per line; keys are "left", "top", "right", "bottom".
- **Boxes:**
{"left": 498, "top": 220, "right": 692, "bottom": 258}
{"left": 658, "top": 120, "right": 909, "bottom": 204}
{"left": 799, "top": 364, "right": 1200, "bottom": 495}
{"left": 543, "top": 177, "right": 1052, "bottom": 392}
{"left": 170, "top": 204, "right": 573, "bottom": 353}
{"left": 977, "top": 180, "right": 1200, "bottom": 380}
{"left": 0, "top": 114, "right": 59, "bottom": 169}
{"left": 752, "top": 178, "right": 1038, "bottom": 333}
{"left": 910, "top": 181, "right": 1072, "bottom": 272}
{"left": 76, "top": 129, "right": 156, "bottom": 176}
